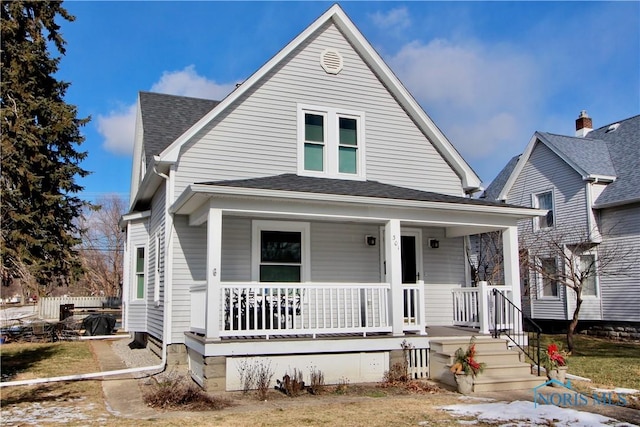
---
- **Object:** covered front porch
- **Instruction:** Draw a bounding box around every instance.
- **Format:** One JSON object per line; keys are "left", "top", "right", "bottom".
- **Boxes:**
{"left": 171, "top": 177, "right": 535, "bottom": 354}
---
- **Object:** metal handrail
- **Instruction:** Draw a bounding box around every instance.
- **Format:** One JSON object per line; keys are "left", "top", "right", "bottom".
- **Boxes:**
{"left": 491, "top": 288, "right": 543, "bottom": 376}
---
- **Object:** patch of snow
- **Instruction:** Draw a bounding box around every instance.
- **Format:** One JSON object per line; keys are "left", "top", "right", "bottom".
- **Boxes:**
{"left": 0, "top": 400, "right": 106, "bottom": 426}
{"left": 457, "top": 420, "right": 478, "bottom": 425}
{"left": 458, "top": 395, "right": 496, "bottom": 402}
{"left": 439, "top": 400, "right": 629, "bottom": 427}
{"left": 592, "top": 387, "right": 640, "bottom": 395}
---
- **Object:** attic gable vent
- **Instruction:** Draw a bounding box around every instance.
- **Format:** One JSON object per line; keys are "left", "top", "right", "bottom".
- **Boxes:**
{"left": 320, "top": 48, "right": 343, "bottom": 74}
{"left": 606, "top": 123, "right": 620, "bottom": 133}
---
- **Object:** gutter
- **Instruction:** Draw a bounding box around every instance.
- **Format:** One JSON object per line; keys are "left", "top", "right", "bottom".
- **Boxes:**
{"left": 0, "top": 334, "right": 167, "bottom": 388}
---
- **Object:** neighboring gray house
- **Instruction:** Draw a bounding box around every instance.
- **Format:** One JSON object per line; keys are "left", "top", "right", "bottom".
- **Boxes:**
{"left": 484, "top": 112, "right": 640, "bottom": 329}
{"left": 120, "top": 5, "right": 541, "bottom": 391}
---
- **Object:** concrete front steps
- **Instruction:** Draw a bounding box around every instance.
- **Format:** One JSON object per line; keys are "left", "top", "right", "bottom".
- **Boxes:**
{"left": 430, "top": 336, "right": 544, "bottom": 392}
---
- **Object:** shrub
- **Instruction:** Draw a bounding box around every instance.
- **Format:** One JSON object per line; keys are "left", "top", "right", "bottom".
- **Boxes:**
{"left": 143, "top": 372, "right": 232, "bottom": 411}
{"left": 308, "top": 367, "right": 325, "bottom": 395}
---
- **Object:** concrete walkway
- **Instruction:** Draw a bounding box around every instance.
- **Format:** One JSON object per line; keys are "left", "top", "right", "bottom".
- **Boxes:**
{"left": 90, "top": 340, "right": 159, "bottom": 419}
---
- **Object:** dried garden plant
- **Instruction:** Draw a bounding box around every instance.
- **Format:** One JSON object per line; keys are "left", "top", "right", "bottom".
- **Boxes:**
{"left": 143, "top": 372, "right": 232, "bottom": 411}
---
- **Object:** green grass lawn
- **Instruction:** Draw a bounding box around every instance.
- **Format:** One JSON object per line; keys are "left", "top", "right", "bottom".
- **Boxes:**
{"left": 540, "top": 334, "right": 640, "bottom": 390}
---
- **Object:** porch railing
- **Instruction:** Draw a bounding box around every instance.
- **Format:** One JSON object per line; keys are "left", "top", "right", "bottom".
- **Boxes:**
{"left": 452, "top": 282, "right": 513, "bottom": 334}
{"left": 190, "top": 281, "right": 427, "bottom": 339}
{"left": 220, "top": 282, "right": 391, "bottom": 338}
{"left": 492, "top": 288, "right": 542, "bottom": 376}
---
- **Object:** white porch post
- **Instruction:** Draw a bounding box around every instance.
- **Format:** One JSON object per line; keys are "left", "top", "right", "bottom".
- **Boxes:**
{"left": 205, "top": 205, "right": 222, "bottom": 340}
{"left": 503, "top": 226, "right": 523, "bottom": 328}
{"left": 385, "top": 219, "right": 404, "bottom": 336}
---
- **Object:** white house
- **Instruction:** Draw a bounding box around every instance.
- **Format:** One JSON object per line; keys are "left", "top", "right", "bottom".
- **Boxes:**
{"left": 484, "top": 112, "right": 640, "bottom": 335}
{"left": 120, "top": 5, "right": 542, "bottom": 391}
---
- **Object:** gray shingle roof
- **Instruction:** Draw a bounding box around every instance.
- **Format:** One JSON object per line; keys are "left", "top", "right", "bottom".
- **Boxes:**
{"left": 486, "top": 115, "right": 639, "bottom": 208}
{"left": 199, "top": 174, "right": 518, "bottom": 208}
{"left": 139, "top": 92, "right": 219, "bottom": 165}
{"left": 538, "top": 132, "right": 617, "bottom": 177}
{"left": 587, "top": 115, "right": 640, "bottom": 207}
{"left": 482, "top": 155, "right": 520, "bottom": 201}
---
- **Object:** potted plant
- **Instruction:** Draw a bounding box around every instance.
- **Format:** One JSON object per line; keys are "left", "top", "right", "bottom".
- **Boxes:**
{"left": 449, "top": 337, "right": 486, "bottom": 394}
{"left": 542, "top": 343, "right": 568, "bottom": 387}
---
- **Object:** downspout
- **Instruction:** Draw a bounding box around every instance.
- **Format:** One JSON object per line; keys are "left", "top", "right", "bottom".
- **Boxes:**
{"left": 2, "top": 163, "right": 175, "bottom": 389}
{"left": 0, "top": 334, "right": 166, "bottom": 388}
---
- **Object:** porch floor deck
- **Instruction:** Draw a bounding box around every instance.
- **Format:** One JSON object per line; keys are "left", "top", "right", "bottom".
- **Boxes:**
{"left": 191, "top": 326, "right": 481, "bottom": 343}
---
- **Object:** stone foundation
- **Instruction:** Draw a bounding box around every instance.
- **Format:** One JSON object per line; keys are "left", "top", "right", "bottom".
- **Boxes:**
{"left": 578, "top": 321, "right": 640, "bottom": 342}
{"left": 202, "top": 356, "right": 227, "bottom": 391}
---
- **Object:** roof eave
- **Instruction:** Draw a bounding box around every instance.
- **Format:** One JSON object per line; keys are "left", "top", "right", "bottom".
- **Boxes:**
{"left": 171, "top": 183, "right": 545, "bottom": 219}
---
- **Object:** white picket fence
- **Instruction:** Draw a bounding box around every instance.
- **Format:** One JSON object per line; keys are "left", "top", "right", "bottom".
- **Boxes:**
{"left": 38, "top": 296, "right": 121, "bottom": 320}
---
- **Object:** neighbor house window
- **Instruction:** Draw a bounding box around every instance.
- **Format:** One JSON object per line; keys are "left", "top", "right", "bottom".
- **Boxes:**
{"left": 533, "top": 191, "right": 554, "bottom": 229}
{"left": 298, "top": 105, "right": 365, "bottom": 178}
{"left": 579, "top": 254, "right": 598, "bottom": 297}
{"left": 538, "top": 257, "right": 558, "bottom": 297}
{"left": 135, "top": 247, "right": 146, "bottom": 299}
{"left": 252, "top": 221, "right": 310, "bottom": 282}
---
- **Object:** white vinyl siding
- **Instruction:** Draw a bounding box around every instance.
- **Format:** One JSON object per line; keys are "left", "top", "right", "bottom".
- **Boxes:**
{"left": 126, "top": 219, "right": 149, "bottom": 332}
{"left": 508, "top": 143, "right": 588, "bottom": 244}
{"left": 174, "top": 21, "right": 462, "bottom": 201}
{"left": 171, "top": 216, "right": 206, "bottom": 342}
{"left": 598, "top": 203, "right": 640, "bottom": 322}
{"left": 147, "top": 186, "right": 166, "bottom": 341}
{"left": 508, "top": 142, "right": 589, "bottom": 320}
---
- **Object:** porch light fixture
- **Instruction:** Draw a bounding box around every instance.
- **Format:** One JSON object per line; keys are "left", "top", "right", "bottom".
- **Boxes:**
{"left": 429, "top": 239, "right": 440, "bottom": 249}
{"left": 365, "top": 235, "right": 377, "bottom": 246}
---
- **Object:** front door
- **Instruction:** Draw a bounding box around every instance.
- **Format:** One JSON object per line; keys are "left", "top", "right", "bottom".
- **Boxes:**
{"left": 401, "top": 230, "right": 422, "bottom": 322}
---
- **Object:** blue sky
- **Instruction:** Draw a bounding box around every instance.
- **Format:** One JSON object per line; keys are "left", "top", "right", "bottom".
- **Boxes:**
{"left": 57, "top": 1, "right": 639, "bottom": 203}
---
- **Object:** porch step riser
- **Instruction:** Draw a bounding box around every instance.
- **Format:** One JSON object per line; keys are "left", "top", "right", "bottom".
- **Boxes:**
{"left": 431, "top": 341, "right": 509, "bottom": 354}
{"left": 473, "top": 377, "right": 544, "bottom": 392}
{"left": 430, "top": 337, "right": 542, "bottom": 392}
{"left": 432, "top": 351, "right": 523, "bottom": 366}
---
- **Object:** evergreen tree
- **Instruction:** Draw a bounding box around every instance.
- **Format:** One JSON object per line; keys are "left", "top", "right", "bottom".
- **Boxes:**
{"left": 1, "top": 1, "right": 90, "bottom": 294}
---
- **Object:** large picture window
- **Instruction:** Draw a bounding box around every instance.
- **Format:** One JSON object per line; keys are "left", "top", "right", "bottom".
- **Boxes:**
{"left": 298, "top": 104, "right": 364, "bottom": 179}
{"left": 252, "top": 221, "right": 310, "bottom": 283}
{"left": 260, "top": 231, "right": 302, "bottom": 282}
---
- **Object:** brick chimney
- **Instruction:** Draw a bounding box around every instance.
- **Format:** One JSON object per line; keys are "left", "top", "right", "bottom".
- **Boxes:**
{"left": 575, "top": 110, "right": 593, "bottom": 137}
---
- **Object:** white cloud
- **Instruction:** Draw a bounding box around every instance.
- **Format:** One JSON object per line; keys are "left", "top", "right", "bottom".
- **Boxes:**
{"left": 98, "top": 65, "right": 235, "bottom": 156}
{"left": 150, "top": 65, "right": 236, "bottom": 100}
{"left": 370, "top": 7, "right": 411, "bottom": 30}
{"left": 97, "top": 104, "right": 137, "bottom": 156}
{"left": 387, "top": 38, "right": 542, "bottom": 182}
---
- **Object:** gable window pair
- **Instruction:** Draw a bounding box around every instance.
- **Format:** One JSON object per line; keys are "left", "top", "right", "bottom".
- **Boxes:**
{"left": 299, "top": 105, "right": 364, "bottom": 178}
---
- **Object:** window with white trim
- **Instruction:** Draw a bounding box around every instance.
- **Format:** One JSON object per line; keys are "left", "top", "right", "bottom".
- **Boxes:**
{"left": 533, "top": 191, "right": 554, "bottom": 229}
{"left": 537, "top": 257, "right": 558, "bottom": 298}
{"left": 134, "top": 246, "right": 146, "bottom": 300}
{"left": 579, "top": 254, "right": 598, "bottom": 297}
{"left": 298, "top": 104, "right": 364, "bottom": 179}
{"left": 252, "top": 221, "right": 310, "bottom": 282}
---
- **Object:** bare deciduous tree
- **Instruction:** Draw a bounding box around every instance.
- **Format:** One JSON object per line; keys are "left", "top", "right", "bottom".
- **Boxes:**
{"left": 467, "top": 231, "right": 504, "bottom": 284}
{"left": 521, "top": 225, "right": 636, "bottom": 353}
{"left": 76, "top": 195, "right": 126, "bottom": 297}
